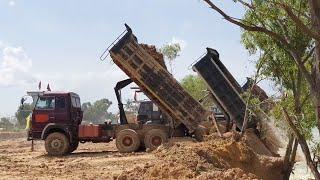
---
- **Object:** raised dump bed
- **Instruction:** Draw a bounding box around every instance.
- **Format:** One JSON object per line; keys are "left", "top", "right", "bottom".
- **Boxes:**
{"left": 108, "top": 25, "right": 208, "bottom": 132}
{"left": 193, "top": 48, "right": 251, "bottom": 129}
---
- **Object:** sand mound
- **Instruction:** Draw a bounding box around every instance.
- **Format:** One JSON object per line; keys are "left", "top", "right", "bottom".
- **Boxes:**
{"left": 117, "top": 132, "right": 283, "bottom": 180}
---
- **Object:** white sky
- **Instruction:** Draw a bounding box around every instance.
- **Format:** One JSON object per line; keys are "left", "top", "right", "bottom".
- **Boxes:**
{"left": 0, "top": 0, "right": 274, "bottom": 117}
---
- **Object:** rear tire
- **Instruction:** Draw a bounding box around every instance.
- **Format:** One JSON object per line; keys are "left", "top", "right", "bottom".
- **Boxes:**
{"left": 144, "top": 129, "right": 168, "bottom": 151}
{"left": 116, "top": 129, "right": 141, "bottom": 153}
{"left": 45, "top": 132, "right": 70, "bottom": 156}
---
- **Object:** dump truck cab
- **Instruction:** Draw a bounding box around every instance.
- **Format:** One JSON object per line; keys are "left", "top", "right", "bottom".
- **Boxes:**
{"left": 136, "top": 101, "right": 169, "bottom": 125}
{"left": 24, "top": 90, "right": 172, "bottom": 156}
{"left": 26, "top": 91, "right": 83, "bottom": 155}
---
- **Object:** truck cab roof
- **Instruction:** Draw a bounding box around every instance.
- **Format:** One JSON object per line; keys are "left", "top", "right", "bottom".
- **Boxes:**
{"left": 43, "top": 91, "right": 79, "bottom": 97}
{"left": 27, "top": 91, "right": 80, "bottom": 97}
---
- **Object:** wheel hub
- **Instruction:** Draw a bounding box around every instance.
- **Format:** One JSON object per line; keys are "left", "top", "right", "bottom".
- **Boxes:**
{"left": 123, "top": 136, "right": 133, "bottom": 146}
{"left": 51, "top": 139, "right": 62, "bottom": 149}
{"left": 151, "top": 136, "right": 162, "bottom": 146}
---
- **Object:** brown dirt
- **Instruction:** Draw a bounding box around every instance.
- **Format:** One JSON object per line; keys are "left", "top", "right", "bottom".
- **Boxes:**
{"left": 0, "top": 132, "right": 156, "bottom": 180}
{"left": 0, "top": 131, "right": 283, "bottom": 180}
{"left": 118, "top": 133, "right": 283, "bottom": 180}
{"left": 140, "top": 44, "right": 167, "bottom": 70}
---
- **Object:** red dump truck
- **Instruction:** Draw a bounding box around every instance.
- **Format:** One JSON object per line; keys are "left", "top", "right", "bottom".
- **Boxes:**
{"left": 24, "top": 24, "right": 209, "bottom": 156}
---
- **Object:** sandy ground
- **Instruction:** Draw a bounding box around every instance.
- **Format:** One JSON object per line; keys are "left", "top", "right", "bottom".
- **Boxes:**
{"left": 1, "top": 131, "right": 312, "bottom": 180}
{"left": 0, "top": 132, "right": 156, "bottom": 180}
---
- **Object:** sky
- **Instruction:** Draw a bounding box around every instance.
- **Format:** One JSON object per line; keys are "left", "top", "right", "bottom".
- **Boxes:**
{"left": 0, "top": 0, "right": 269, "bottom": 117}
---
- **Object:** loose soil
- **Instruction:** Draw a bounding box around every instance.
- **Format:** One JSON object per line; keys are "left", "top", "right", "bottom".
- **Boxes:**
{"left": 0, "top": 131, "right": 283, "bottom": 180}
{"left": 140, "top": 44, "right": 167, "bottom": 70}
{"left": 0, "top": 132, "right": 155, "bottom": 180}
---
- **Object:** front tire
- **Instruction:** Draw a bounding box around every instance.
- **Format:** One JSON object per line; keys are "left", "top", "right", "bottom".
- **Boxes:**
{"left": 45, "top": 132, "right": 70, "bottom": 156}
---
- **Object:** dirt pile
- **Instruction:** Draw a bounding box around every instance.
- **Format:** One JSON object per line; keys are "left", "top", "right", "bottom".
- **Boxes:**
{"left": 118, "top": 132, "right": 283, "bottom": 180}
{"left": 140, "top": 44, "right": 167, "bottom": 70}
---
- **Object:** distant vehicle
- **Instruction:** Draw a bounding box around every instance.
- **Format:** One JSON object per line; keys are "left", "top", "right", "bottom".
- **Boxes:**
{"left": 210, "top": 106, "right": 225, "bottom": 121}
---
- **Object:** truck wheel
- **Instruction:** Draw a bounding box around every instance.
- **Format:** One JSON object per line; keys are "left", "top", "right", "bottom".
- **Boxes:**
{"left": 194, "top": 125, "right": 209, "bottom": 141}
{"left": 144, "top": 129, "right": 168, "bottom": 150}
{"left": 116, "top": 129, "right": 141, "bottom": 153}
{"left": 68, "top": 140, "right": 79, "bottom": 153}
{"left": 45, "top": 132, "right": 70, "bottom": 156}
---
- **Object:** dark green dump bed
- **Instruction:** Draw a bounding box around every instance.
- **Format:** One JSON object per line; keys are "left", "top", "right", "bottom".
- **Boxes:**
{"left": 192, "top": 48, "right": 248, "bottom": 129}
{"left": 108, "top": 25, "right": 208, "bottom": 132}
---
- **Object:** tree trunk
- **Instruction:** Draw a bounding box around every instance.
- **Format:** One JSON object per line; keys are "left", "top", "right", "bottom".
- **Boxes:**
{"left": 314, "top": 96, "right": 320, "bottom": 134}
{"left": 308, "top": 0, "right": 320, "bottom": 135}
{"left": 283, "top": 134, "right": 299, "bottom": 180}
{"left": 282, "top": 107, "right": 320, "bottom": 179}
{"left": 283, "top": 134, "right": 294, "bottom": 179}
{"left": 314, "top": 41, "right": 320, "bottom": 134}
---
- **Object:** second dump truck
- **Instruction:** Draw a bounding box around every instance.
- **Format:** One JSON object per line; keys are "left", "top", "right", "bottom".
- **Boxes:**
{"left": 25, "top": 25, "right": 210, "bottom": 156}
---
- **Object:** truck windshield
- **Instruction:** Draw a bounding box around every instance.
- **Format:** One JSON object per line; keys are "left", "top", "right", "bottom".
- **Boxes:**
{"left": 35, "top": 97, "right": 55, "bottom": 110}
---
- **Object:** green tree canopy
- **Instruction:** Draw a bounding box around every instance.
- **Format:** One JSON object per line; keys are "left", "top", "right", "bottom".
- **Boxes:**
{"left": 240, "top": 0, "right": 317, "bottom": 139}
{"left": 159, "top": 43, "right": 181, "bottom": 74}
{"left": 180, "top": 74, "right": 213, "bottom": 108}
{"left": 0, "top": 117, "right": 14, "bottom": 131}
{"left": 82, "top": 98, "right": 116, "bottom": 124}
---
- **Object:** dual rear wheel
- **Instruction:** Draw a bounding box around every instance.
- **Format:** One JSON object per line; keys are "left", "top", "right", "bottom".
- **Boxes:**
{"left": 116, "top": 128, "right": 168, "bottom": 153}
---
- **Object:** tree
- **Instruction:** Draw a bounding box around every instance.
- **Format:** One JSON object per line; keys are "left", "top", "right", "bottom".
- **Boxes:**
{"left": 82, "top": 99, "right": 116, "bottom": 124}
{"left": 180, "top": 74, "right": 213, "bottom": 107}
{"left": 180, "top": 75, "right": 206, "bottom": 100}
{"left": 15, "top": 103, "right": 32, "bottom": 128}
{"left": 240, "top": 5, "right": 316, "bottom": 177}
{"left": 202, "top": 0, "right": 320, "bottom": 136}
{"left": 202, "top": 0, "right": 320, "bottom": 178}
{"left": 159, "top": 43, "right": 181, "bottom": 74}
{"left": 0, "top": 117, "right": 14, "bottom": 131}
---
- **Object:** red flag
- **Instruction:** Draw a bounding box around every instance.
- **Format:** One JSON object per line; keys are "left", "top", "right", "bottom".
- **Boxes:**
{"left": 47, "top": 84, "right": 51, "bottom": 91}
{"left": 38, "top": 81, "right": 41, "bottom": 90}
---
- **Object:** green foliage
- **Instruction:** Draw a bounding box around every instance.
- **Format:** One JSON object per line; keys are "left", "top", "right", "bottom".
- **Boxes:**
{"left": 241, "top": 1, "right": 312, "bottom": 87}
{"left": 159, "top": 43, "right": 181, "bottom": 73}
{"left": 241, "top": 0, "right": 316, "bottom": 139}
{"left": 0, "top": 117, "right": 14, "bottom": 131}
{"left": 271, "top": 92, "right": 316, "bottom": 140}
{"left": 82, "top": 99, "right": 116, "bottom": 124}
{"left": 159, "top": 43, "right": 181, "bottom": 61}
{"left": 15, "top": 104, "right": 32, "bottom": 128}
{"left": 180, "top": 74, "right": 213, "bottom": 107}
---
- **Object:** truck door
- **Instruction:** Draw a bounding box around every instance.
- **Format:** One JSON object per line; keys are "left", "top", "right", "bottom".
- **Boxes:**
{"left": 32, "top": 96, "right": 55, "bottom": 135}
{"left": 54, "top": 96, "right": 69, "bottom": 124}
